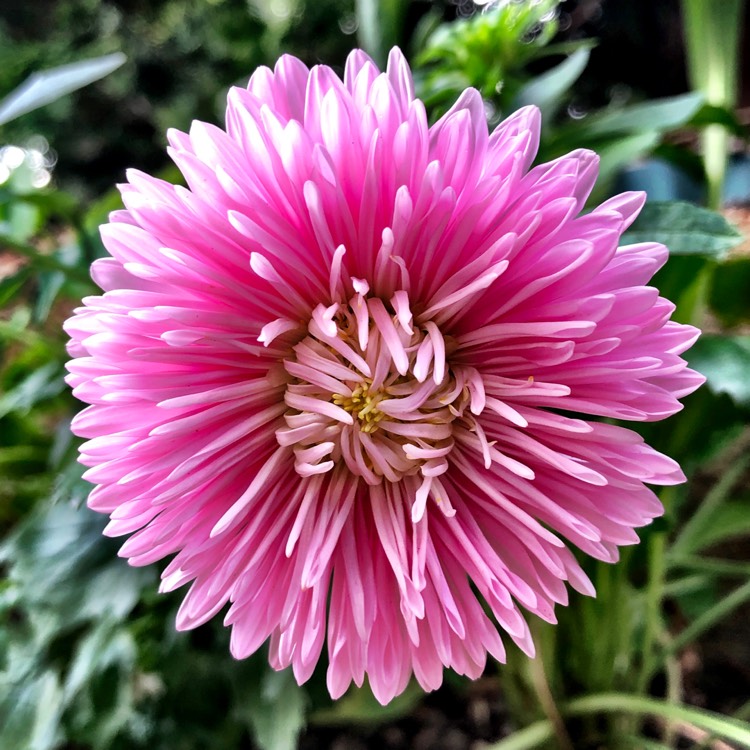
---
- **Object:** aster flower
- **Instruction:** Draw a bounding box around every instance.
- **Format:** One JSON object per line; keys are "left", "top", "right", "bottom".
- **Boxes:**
{"left": 65, "top": 48, "right": 704, "bottom": 705}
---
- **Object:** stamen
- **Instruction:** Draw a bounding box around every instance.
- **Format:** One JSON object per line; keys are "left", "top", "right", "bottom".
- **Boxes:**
{"left": 332, "top": 380, "right": 386, "bottom": 433}
{"left": 277, "top": 291, "right": 492, "bottom": 507}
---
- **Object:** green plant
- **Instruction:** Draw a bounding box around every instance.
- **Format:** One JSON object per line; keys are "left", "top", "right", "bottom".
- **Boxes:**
{"left": 682, "top": 0, "right": 747, "bottom": 209}
{"left": 2, "top": 6, "right": 750, "bottom": 750}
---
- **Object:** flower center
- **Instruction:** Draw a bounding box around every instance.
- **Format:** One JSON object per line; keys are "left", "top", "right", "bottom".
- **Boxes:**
{"left": 275, "top": 285, "right": 483, "bottom": 502}
{"left": 332, "top": 381, "right": 385, "bottom": 433}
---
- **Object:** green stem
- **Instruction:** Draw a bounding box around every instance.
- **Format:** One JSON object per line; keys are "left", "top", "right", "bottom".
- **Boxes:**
{"left": 488, "top": 719, "right": 555, "bottom": 750}
{"left": 527, "top": 627, "right": 574, "bottom": 750}
{"left": 488, "top": 693, "right": 750, "bottom": 749}
{"left": 637, "top": 530, "right": 667, "bottom": 693}
{"left": 567, "top": 695, "right": 750, "bottom": 747}
{"left": 664, "top": 574, "right": 711, "bottom": 598}
{"left": 662, "top": 650, "right": 683, "bottom": 748}
{"left": 695, "top": 700, "right": 750, "bottom": 750}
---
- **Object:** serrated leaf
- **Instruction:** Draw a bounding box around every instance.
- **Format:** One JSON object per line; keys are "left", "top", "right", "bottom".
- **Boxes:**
{"left": 512, "top": 48, "right": 590, "bottom": 122}
{"left": 0, "top": 53, "right": 126, "bottom": 126}
{"left": 686, "top": 334, "right": 750, "bottom": 407}
{"left": 622, "top": 201, "right": 743, "bottom": 258}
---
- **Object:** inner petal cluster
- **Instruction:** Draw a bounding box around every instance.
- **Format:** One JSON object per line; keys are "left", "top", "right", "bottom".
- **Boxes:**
{"left": 276, "top": 286, "right": 483, "bottom": 518}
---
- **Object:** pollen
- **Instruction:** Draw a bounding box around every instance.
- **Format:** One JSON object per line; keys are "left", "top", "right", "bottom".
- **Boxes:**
{"left": 332, "top": 381, "right": 385, "bottom": 433}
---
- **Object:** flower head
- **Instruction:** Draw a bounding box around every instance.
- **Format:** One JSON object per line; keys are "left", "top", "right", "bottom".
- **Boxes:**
{"left": 65, "top": 48, "right": 704, "bottom": 704}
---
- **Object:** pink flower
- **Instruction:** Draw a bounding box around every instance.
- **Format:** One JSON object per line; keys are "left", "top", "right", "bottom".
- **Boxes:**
{"left": 65, "top": 48, "right": 704, "bottom": 704}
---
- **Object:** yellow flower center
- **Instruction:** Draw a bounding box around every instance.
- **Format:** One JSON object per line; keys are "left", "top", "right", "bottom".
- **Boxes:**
{"left": 332, "top": 381, "right": 385, "bottom": 433}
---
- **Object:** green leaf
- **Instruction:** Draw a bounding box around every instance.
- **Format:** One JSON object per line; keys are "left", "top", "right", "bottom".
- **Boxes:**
{"left": 670, "top": 557, "right": 750, "bottom": 578}
{"left": 511, "top": 48, "right": 590, "bottom": 122}
{"left": 485, "top": 719, "right": 554, "bottom": 750}
{"left": 690, "top": 102, "right": 750, "bottom": 138}
{"left": 651, "top": 142, "right": 707, "bottom": 183}
{"left": 569, "top": 694, "right": 750, "bottom": 748}
{"left": 0, "top": 502, "right": 154, "bottom": 631}
{"left": 0, "top": 362, "right": 65, "bottom": 419}
{"left": 671, "top": 453, "right": 750, "bottom": 556}
{"left": 0, "top": 671, "right": 65, "bottom": 750}
{"left": 34, "top": 270, "right": 66, "bottom": 323}
{"left": 677, "top": 501, "right": 750, "bottom": 552}
{"left": 0, "top": 267, "right": 31, "bottom": 306}
{"left": 621, "top": 201, "right": 743, "bottom": 258}
{"left": 63, "top": 621, "right": 136, "bottom": 703}
{"left": 0, "top": 189, "right": 81, "bottom": 223}
{"left": 687, "top": 334, "right": 750, "bottom": 407}
{"left": 0, "top": 53, "right": 126, "bottom": 126}
{"left": 576, "top": 92, "right": 704, "bottom": 139}
{"left": 5, "top": 200, "right": 41, "bottom": 243}
{"left": 236, "top": 667, "right": 307, "bottom": 750}
{"left": 665, "top": 579, "right": 750, "bottom": 656}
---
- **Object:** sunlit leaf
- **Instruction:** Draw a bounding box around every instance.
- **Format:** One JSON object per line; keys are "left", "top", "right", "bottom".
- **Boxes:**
{"left": 0, "top": 53, "right": 126, "bottom": 126}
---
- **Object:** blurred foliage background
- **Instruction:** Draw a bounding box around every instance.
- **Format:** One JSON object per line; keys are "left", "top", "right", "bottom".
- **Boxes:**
{"left": 1, "top": 1, "right": 750, "bottom": 749}
{"left": 2, "top": 0, "right": 740, "bottom": 196}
